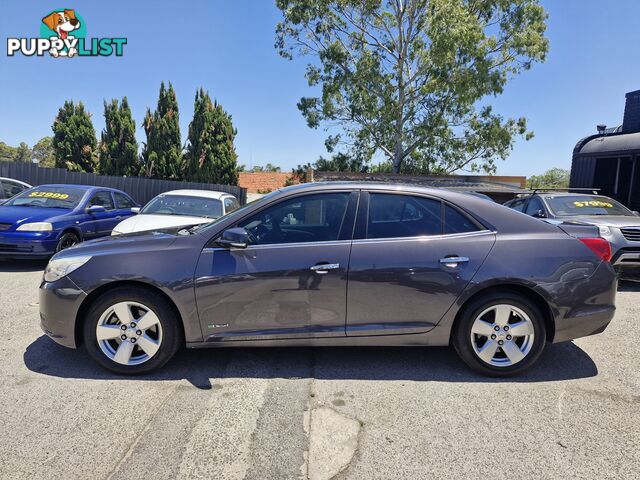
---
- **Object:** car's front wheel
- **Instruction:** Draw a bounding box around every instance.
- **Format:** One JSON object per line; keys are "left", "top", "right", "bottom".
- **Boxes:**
{"left": 56, "top": 231, "right": 80, "bottom": 252}
{"left": 83, "top": 287, "right": 183, "bottom": 374}
{"left": 452, "top": 291, "right": 547, "bottom": 376}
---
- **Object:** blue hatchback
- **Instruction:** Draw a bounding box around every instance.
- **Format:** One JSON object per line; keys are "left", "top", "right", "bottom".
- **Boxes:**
{"left": 0, "top": 184, "right": 138, "bottom": 258}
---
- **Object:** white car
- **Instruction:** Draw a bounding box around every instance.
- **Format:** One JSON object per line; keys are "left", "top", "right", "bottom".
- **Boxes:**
{"left": 112, "top": 190, "right": 240, "bottom": 235}
{"left": 0, "top": 177, "right": 31, "bottom": 204}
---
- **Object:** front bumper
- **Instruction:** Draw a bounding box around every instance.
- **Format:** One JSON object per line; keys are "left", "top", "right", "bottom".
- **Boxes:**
{"left": 0, "top": 231, "right": 59, "bottom": 258}
{"left": 39, "top": 275, "right": 87, "bottom": 348}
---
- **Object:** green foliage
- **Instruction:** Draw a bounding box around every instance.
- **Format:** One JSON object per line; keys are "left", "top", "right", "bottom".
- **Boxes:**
{"left": 184, "top": 89, "right": 239, "bottom": 185}
{"left": 0, "top": 142, "right": 17, "bottom": 161}
{"left": 99, "top": 97, "right": 139, "bottom": 176}
{"left": 250, "top": 163, "right": 282, "bottom": 172}
{"left": 32, "top": 137, "right": 55, "bottom": 167}
{"left": 141, "top": 82, "right": 184, "bottom": 179}
{"left": 276, "top": 0, "right": 549, "bottom": 174}
{"left": 527, "top": 168, "right": 570, "bottom": 189}
{"left": 291, "top": 152, "right": 369, "bottom": 180}
{"left": 12, "top": 142, "right": 31, "bottom": 162}
{"left": 52, "top": 101, "right": 97, "bottom": 172}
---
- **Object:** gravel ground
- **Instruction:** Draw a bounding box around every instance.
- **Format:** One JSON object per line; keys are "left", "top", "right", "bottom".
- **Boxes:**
{"left": 0, "top": 260, "right": 638, "bottom": 480}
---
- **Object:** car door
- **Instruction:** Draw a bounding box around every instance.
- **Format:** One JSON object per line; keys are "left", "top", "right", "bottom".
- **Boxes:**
{"left": 84, "top": 191, "right": 118, "bottom": 237}
{"left": 194, "top": 190, "right": 358, "bottom": 341}
{"left": 112, "top": 191, "right": 138, "bottom": 221}
{"left": 346, "top": 191, "right": 496, "bottom": 336}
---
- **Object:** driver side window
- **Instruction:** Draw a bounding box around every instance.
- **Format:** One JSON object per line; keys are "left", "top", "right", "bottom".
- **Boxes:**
{"left": 238, "top": 193, "right": 350, "bottom": 245}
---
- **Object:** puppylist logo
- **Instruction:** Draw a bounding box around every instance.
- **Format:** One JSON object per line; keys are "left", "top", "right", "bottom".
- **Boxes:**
{"left": 7, "top": 8, "right": 127, "bottom": 58}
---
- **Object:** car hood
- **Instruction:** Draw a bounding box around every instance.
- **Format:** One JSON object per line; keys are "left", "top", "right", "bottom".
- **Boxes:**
{"left": 54, "top": 229, "right": 182, "bottom": 259}
{"left": 560, "top": 215, "right": 640, "bottom": 228}
{"left": 114, "top": 213, "right": 213, "bottom": 233}
{"left": 0, "top": 206, "right": 70, "bottom": 225}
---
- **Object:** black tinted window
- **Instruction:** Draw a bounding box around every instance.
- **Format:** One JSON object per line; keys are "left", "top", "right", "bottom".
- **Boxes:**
{"left": 224, "top": 196, "right": 240, "bottom": 213}
{"left": 444, "top": 205, "right": 479, "bottom": 234}
{"left": 509, "top": 199, "right": 526, "bottom": 212}
{"left": 525, "top": 197, "right": 544, "bottom": 215}
{"left": 367, "top": 194, "right": 441, "bottom": 239}
{"left": 239, "top": 193, "right": 349, "bottom": 245}
{"left": 2, "top": 181, "right": 27, "bottom": 199}
{"left": 88, "top": 192, "right": 114, "bottom": 210}
{"left": 114, "top": 192, "right": 135, "bottom": 209}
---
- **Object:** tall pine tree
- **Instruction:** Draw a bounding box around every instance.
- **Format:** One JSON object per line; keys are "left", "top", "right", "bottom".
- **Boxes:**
{"left": 184, "top": 89, "right": 238, "bottom": 185}
{"left": 141, "top": 82, "right": 183, "bottom": 179}
{"left": 52, "top": 101, "right": 97, "bottom": 172}
{"left": 99, "top": 97, "right": 139, "bottom": 176}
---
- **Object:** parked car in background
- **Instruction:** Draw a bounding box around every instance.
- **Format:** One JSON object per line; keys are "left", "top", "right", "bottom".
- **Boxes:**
{"left": 0, "top": 177, "right": 31, "bottom": 204}
{"left": 504, "top": 191, "right": 640, "bottom": 278}
{"left": 40, "top": 183, "right": 616, "bottom": 377}
{"left": 0, "top": 184, "right": 138, "bottom": 258}
{"left": 111, "top": 190, "right": 240, "bottom": 235}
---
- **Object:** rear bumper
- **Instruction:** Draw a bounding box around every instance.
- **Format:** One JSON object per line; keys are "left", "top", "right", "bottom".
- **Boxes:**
{"left": 39, "top": 276, "right": 87, "bottom": 348}
{"left": 0, "top": 231, "right": 58, "bottom": 258}
{"left": 551, "top": 261, "right": 617, "bottom": 343}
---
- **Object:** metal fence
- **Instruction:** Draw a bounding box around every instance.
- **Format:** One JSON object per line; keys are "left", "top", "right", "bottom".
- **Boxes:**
{"left": 0, "top": 161, "right": 247, "bottom": 205}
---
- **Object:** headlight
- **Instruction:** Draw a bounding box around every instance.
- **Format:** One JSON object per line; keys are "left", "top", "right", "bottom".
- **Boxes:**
{"left": 16, "top": 222, "right": 53, "bottom": 232}
{"left": 44, "top": 256, "right": 92, "bottom": 283}
{"left": 598, "top": 226, "right": 612, "bottom": 236}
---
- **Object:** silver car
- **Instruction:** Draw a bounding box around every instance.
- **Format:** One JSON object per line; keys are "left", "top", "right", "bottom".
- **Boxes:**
{"left": 504, "top": 192, "right": 640, "bottom": 277}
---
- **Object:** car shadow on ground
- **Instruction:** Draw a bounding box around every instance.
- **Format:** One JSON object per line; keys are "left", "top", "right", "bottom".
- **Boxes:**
{"left": 23, "top": 335, "right": 598, "bottom": 389}
{"left": 0, "top": 259, "right": 48, "bottom": 273}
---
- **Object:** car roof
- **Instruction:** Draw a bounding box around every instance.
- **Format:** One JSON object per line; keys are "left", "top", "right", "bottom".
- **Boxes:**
{"left": 33, "top": 184, "right": 126, "bottom": 193}
{"left": 159, "top": 189, "right": 234, "bottom": 200}
{"left": 0, "top": 177, "right": 31, "bottom": 186}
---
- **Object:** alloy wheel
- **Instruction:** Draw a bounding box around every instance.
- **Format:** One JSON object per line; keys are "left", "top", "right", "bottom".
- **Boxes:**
{"left": 470, "top": 304, "right": 535, "bottom": 367}
{"left": 95, "top": 301, "right": 163, "bottom": 366}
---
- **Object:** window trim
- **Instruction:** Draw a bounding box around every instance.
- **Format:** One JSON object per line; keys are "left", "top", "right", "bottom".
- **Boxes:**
{"left": 356, "top": 190, "right": 489, "bottom": 241}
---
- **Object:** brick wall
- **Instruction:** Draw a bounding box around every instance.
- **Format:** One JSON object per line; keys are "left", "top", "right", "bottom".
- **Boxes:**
{"left": 238, "top": 172, "right": 296, "bottom": 193}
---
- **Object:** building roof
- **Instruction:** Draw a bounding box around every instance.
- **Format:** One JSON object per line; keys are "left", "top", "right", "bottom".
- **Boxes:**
{"left": 576, "top": 131, "right": 640, "bottom": 155}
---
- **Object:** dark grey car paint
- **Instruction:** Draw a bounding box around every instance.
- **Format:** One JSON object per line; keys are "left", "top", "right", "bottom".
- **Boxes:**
{"left": 39, "top": 182, "right": 617, "bottom": 350}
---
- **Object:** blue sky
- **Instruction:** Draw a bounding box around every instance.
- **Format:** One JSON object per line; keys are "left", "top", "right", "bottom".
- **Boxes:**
{"left": 1, "top": 0, "right": 639, "bottom": 177}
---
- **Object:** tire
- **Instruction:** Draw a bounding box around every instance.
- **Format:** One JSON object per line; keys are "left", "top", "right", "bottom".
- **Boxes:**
{"left": 83, "top": 286, "right": 183, "bottom": 374}
{"left": 452, "top": 291, "right": 547, "bottom": 377}
{"left": 56, "top": 231, "right": 80, "bottom": 253}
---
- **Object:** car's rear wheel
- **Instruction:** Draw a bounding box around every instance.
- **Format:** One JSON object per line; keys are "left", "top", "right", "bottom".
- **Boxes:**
{"left": 452, "top": 291, "right": 547, "bottom": 376}
{"left": 56, "top": 232, "right": 80, "bottom": 252}
{"left": 83, "top": 287, "right": 183, "bottom": 374}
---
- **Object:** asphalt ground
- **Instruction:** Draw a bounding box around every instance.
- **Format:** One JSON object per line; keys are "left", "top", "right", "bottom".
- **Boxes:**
{"left": 0, "top": 259, "right": 638, "bottom": 479}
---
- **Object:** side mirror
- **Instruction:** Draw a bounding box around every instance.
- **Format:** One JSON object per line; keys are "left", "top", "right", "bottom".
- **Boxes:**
{"left": 131, "top": 207, "right": 141, "bottom": 214}
{"left": 86, "top": 205, "right": 106, "bottom": 214}
{"left": 532, "top": 209, "right": 547, "bottom": 218}
{"left": 217, "top": 227, "right": 250, "bottom": 249}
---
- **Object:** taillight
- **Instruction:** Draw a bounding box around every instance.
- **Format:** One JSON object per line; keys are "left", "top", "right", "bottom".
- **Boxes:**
{"left": 579, "top": 237, "right": 612, "bottom": 262}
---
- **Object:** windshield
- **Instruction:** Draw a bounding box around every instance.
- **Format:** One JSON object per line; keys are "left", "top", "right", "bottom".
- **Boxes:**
{"left": 4, "top": 186, "right": 85, "bottom": 209}
{"left": 141, "top": 195, "right": 223, "bottom": 218}
{"left": 192, "top": 192, "right": 278, "bottom": 234}
{"left": 545, "top": 195, "right": 633, "bottom": 216}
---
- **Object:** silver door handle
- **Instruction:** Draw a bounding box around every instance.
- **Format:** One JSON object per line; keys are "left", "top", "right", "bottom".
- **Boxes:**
{"left": 310, "top": 263, "right": 340, "bottom": 274}
{"left": 439, "top": 256, "right": 469, "bottom": 267}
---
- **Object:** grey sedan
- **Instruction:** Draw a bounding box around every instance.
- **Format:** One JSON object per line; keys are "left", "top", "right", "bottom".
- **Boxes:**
{"left": 39, "top": 182, "right": 617, "bottom": 376}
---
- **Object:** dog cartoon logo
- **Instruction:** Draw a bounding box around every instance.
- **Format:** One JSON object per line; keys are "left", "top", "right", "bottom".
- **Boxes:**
{"left": 41, "top": 9, "right": 82, "bottom": 57}
{"left": 6, "top": 9, "right": 126, "bottom": 58}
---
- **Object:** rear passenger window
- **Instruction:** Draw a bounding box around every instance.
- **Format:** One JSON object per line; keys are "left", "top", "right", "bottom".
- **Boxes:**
{"left": 114, "top": 192, "right": 136, "bottom": 209}
{"left": 444, "top": 205, "right": 479, "bottom": 234}
{"left": 367, "top": 194, "right": 441, "bottom": 239}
